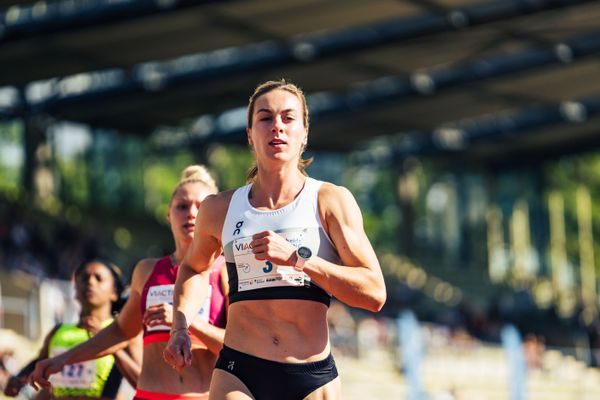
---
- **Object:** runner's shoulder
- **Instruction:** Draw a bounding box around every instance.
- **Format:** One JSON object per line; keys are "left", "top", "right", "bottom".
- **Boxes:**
{"left": 131, "top": 257, "right": 160, "bottom": 289}
{"left": 200, "top": 189, "right": 236, "bottom": 216}
{"left": 318, "top": 182, "right": 356, "bottom": 207}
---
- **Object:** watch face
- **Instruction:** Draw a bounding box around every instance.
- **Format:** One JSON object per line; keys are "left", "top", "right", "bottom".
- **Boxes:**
{"left": 297, "top": 246, "right": 312, "bottom": 259}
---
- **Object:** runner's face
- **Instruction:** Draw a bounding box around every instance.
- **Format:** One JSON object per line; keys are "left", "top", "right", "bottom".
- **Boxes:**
{"left": 168, "top": 181, "right": 211, "bottom": 244}
{"left": 247, "top": 89, "right": 308, "bottom": 166}
{"left": 75, "top": 262, "right": 117, "bottom": 307}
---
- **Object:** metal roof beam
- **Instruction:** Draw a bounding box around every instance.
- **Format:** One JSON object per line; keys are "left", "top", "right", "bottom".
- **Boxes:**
{"left": 354, "top": 94, "right": 600, "bottom": 163}
{"left": 0, "top": 0, "right": 596, "bottom": 116}
{"left": 145, "top": 31, "right": 600, "bottom": 149}
{"left": 0, "top": 0, "right": 236, "bottom": 43}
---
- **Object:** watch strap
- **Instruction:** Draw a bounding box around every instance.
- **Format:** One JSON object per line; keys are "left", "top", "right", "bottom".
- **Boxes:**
{"left": 294, "top": 255, "right": 306, "bottom": 271}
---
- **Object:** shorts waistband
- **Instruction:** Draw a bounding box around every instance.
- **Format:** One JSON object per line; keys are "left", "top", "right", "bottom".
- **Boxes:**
{"left": 220, "top": 344, "right": 334, "bottom": 372}
{"left": 143, "top": 332, "right": 207, "bottom": 349}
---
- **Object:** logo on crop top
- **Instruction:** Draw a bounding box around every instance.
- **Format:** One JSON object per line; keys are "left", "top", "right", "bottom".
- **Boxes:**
{"left": 233, "top": 221, "right": 244, "bottom": 235}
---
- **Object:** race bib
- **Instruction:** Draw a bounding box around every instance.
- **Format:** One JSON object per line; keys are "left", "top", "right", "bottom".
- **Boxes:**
{"left": 232, "top": 230, "right": 308, "bottom": 292}
{"left": 49, "top": 347, "right": 96, "bottom": 388}
{"left": 146, "top": 284, "right": 211, "bottom": 331}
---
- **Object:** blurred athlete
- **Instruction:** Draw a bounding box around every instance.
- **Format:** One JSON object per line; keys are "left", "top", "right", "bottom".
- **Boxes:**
{"left": 31, "top": 165, "right": 228, "bottom": 400}
{"left": 6, "top": 258, "right": 140, "bottom": 399}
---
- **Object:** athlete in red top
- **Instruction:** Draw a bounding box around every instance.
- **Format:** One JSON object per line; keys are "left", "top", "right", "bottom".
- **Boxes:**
{"left": 141, "top": 254, "right": 226, "bottom": 348}
{"left": 31, "top": 165, "right": 228, "bottom": 400}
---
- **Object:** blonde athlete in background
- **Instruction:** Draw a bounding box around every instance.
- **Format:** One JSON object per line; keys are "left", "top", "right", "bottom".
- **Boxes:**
{"left": 31, "top": 166, "right": 228, "bottom": 400}
{"left": 13, "top": 258, "right": 141, "bottom": 400}
{"left": 164, "top": 80, "right": 386, "bottom": 400}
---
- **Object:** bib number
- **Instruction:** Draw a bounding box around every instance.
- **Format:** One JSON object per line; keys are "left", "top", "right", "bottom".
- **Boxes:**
{"left": 232, "top": 231, "right": 308, "bottom": 292}
{"left": 263, "top": 261, "right": 273, "bottom": 273}
{"left": 49, "top": 348, "right": 96, "bottom": 388}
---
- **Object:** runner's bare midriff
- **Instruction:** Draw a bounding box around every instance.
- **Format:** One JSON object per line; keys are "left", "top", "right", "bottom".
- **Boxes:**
{"left": 138, "top": 342, "right": 215, "bottom": 394}
{"left": 225, "top": 299, "right": 330, "bottom": 363}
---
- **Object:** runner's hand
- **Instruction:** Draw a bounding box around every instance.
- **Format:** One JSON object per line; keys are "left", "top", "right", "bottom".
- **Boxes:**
{"left": 29, "top": 357, "right": 64, "bottom": 390}
{"left": 250, "top": 230, "right": 297, "bottom": 266}
{"left": 143, "top": 303, "right": 173, "bottom": 327}
{"left": 3, "top": 375, "right": 25, "bottom": 397}
{"left": 163, "top": 329, "right": 192, "bottom": 372}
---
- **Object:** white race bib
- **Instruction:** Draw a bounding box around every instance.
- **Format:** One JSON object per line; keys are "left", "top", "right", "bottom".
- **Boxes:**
{"left": 49, "top": 347, "right": 96, "bottom": 388}
{"left": 232, "top": 230, "right": 308, "bottom": 292}
{"left": 146, "top": 284, "right": 211, "bottom": 331}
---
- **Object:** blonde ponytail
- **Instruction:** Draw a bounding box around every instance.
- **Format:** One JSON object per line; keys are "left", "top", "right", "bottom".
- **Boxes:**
{"left": 171, "top": 164, "right": 218, "bottom": 198}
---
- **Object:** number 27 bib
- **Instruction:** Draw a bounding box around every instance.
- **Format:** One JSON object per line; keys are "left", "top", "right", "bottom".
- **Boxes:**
{"left": 49, "top": 347, "right": 97, "bottom": 388}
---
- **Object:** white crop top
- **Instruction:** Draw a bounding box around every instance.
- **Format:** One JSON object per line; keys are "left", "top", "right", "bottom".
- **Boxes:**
{"left": 221, "top": 177, "right": 340, "bottom": 305}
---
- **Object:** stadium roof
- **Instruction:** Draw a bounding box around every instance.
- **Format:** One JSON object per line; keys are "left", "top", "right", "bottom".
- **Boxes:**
{"left": 2, "top": 0, "right": 600, "bottom": 162}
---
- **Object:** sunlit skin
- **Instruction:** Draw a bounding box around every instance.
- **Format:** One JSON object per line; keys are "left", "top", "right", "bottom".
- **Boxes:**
{"left": 248, "top": 89, "right": 308, "bottom": 172}
{"left": 165, "top": 87, "right": 386, "bottom": 400}
{"left": 29, "top": 181, "right": 227, "bottom": 397}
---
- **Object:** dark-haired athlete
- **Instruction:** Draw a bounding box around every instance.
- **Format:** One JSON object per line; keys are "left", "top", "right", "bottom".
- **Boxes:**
{"left": 8, "top": 258, "right": 140, "bottom": 399}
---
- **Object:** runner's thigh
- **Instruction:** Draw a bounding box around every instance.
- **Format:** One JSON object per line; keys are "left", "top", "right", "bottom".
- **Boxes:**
{"left": 303, "top": 376, "right": 341, "bottom": 400}
{"left": 209, "top": 369, "right": 254, "bottom": 400}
